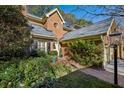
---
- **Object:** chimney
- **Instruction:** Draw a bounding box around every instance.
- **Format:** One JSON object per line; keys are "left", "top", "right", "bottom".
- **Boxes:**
{"left": 21, "top": 5, "right": 28, "bottom": 16}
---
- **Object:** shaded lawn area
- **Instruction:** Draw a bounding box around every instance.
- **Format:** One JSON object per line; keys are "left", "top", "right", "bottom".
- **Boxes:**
{"left": 54, "top": 70, "right": 120, "bottom": 88}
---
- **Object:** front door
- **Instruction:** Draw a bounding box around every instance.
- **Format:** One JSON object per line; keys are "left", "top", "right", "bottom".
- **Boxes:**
{"left": 47, "top": 42, "right": 51, "bottom": 53}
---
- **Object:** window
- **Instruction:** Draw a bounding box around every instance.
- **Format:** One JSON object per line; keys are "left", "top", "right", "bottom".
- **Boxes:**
{"left": 54, "top": 23, "right": 58, "bottom": 28}
{"left": 39, "top": 42, "right": 45, "bottom": 51}
{"left": 53, "top": 42, "right": 56, "bottom": 49}
{"left": 31, "top": 40, "right": 45, "bottom": 51}
{"left": 32, "top": 40, "right": 38, "bottom": 49}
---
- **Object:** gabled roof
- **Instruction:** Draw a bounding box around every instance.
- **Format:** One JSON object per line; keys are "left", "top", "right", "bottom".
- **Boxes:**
{"left": 29, "top": 22, "right": 55, "bottom": 39}
{"left": 114, "top": 17, "right": 124, "bottom": 29}
{"left": 26, "top": 8, "right": 65, "bottom": 24}
{"left": 63, "top": 24, "right": 75, "bottom": 31}
{"left": 61, "top": 18, "right": 113, "bottom": 41}
{"left": 45, "top": 8, "right": 65, "bottom": 23}
{"left": 26, "top": 7, "right": 72, "bottom": 31}
{"left": 27, "top": 13, "right": 42, "bottom": 20}
{"left": 114, "top": 17, "right": 124, "bottom": 39}
{"left": 27, "top": 13, "right": 43, "bottom": 23}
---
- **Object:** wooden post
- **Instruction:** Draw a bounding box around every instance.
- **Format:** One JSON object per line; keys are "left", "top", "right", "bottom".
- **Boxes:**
{"left": 103, "top": 46, "right": 107, "bottom": 66}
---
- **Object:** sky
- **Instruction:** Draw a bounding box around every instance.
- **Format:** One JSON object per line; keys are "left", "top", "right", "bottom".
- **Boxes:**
{"left": 59, "top": 5, "right": 110, "bottom": 23}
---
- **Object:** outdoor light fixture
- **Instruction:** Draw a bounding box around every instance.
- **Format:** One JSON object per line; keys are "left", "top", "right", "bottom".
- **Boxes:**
{"left": 109, "top": 28, "right": 122, "bottom": 85}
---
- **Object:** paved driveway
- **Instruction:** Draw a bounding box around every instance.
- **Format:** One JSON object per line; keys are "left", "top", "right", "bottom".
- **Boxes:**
{"left": 80, "top": 68, "right": 124, "bottom": 87}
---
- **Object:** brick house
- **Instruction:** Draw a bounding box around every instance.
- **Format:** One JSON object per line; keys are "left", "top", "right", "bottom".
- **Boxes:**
{"left": 22, "top": 6, "right": 124, "bottom": 75}
{"left": 22, "top": 6, "right": 72, "bottom": 56}
{"left": 22, "top": 6, "right": 124, "bottom": 61}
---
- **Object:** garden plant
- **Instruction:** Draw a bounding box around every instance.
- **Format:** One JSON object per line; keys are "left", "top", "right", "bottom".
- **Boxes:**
{"left": 68, "top": 40, "right": 103, "bottom": 67}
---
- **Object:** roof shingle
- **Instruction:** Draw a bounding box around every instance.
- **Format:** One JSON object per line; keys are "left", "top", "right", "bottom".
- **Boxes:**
{"left": 61, "top": 18, "right": 113, "bottom": 41}
{"left": 29, "top": 23, "right": 55, "bottom": 38}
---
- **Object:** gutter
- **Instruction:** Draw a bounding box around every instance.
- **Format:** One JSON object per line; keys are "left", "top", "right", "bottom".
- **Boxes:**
{"left": 60, "top": 32, "right": 106, "bottom": 43}
{"left": 31, "top": 33, "right": 56, "bottom": 40}
{"left": 27, "top": 14, "right": 43, "bottom": 23}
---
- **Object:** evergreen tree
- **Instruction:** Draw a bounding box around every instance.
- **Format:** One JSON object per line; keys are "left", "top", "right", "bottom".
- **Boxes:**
{"left": 0, "top": 6, "right": 31, "bottom": 59}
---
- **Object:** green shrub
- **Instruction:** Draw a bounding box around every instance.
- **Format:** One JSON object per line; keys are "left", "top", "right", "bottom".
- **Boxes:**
{"left": 30, "top": 49, "right": 46, "bottom": 57}
{"left": 0, "top": 56, "right": 73, "bottom": 88}
{"left": 49, "top": 50, "right": 58, "bottom": 56}
{"left": 36, "top": 49, "right": 46, "bottom": 57}
{"left": 30, "top": 49, "right": 37, "bottom": 57}
{"left": 68, "top": 40, "right": 103, "bottom": 67}
{"left": 0, "top": 56, "right": 53, "bottom": 88}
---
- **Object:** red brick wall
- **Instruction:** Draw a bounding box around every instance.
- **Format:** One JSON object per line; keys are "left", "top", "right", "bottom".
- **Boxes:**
{"left": 43, "top": 11, "right": 69, "bottom": 54}
{"left": 43, "top": 12, "right": 68, "bottom": 39}
{"left": 61, "top": 43, "right": 69, "bottom": 57}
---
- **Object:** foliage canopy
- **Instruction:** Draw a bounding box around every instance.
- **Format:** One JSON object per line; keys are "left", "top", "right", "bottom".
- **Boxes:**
{"left": 0, "top": 6, "right": 31, "bottom": 59}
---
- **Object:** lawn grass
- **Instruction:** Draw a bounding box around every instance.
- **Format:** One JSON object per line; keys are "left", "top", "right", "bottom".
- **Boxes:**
{"left": 54, "top": 70, "right": 120, "bottom": 88}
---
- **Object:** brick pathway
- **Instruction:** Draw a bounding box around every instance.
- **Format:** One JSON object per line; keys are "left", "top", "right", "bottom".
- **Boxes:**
{"left": 80, "top": 68, "right": 124, "bottom": 87}
{"left": 57, "top": 57, "right": 124, "bottom": 87}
